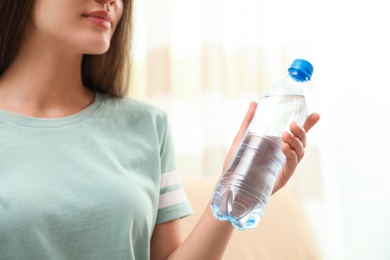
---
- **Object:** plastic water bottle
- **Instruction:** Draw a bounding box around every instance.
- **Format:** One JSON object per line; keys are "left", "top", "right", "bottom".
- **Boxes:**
{"left": 210, "top": 59, "right": 313, "bottom": 230}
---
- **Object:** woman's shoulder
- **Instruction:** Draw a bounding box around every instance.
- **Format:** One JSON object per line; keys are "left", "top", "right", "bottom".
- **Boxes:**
{"left": 99, "top": 93, "right": 169, "bottom": 123}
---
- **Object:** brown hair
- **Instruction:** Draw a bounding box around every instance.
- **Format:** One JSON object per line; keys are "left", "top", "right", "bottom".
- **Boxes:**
{"left": 0, "top": 0, "right": 133, "bottom": 98}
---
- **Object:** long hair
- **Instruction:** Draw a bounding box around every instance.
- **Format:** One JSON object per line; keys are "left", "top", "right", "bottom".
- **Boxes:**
{"left": 0, "top": 0, "right": 133, "bottom": 98}
{"left": 0, "top": 1, "right": 34, "bottom": 78}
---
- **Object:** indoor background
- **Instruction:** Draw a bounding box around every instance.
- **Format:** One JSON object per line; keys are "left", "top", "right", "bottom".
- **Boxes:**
{"left": 129, "top": 0, "right": 390, "bottom": 259}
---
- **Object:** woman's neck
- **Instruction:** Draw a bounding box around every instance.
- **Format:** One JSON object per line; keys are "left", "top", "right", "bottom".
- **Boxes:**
{"left": 0, "top": 34, "right": 95, "bottom": 118}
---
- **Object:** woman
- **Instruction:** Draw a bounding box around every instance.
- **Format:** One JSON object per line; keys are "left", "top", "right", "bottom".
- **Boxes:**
{"left": 0, "top": 0, "right": 320, "bottom": 259}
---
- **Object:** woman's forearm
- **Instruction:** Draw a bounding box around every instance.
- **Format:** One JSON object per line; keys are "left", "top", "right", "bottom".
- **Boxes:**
{"left": 168, "top": 204, "right": 234, "bottom": 260}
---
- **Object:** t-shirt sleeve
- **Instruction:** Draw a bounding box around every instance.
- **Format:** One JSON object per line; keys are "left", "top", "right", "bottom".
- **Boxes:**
{"left": 155, "top": 113, "right": 193, "bottom": 224}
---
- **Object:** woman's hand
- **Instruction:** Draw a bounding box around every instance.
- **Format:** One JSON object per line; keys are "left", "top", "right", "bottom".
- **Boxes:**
{"left": 273, "top": 112, "right": 320, "bottom": 194}
{"left": 223, "top": 102, "right": 320, "bottom": 194}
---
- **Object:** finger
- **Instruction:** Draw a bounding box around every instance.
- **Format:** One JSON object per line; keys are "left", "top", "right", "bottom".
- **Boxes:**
{"left": 282, "top": 142, "right": 299, "bottom": 171}
{"left": 272, "top": 143, "right": 298, "bottom": 194}
{"left": 289, "top": 122, "right": 307, "bottom": 148}
{"left": 282, "top": 131, "right": 304, "bottom": 162}
{"left": 290, "top": 112, "right": 320, "bottom": 148}
{"left": 303, "top": 113, "right": 320, "bottom": 133}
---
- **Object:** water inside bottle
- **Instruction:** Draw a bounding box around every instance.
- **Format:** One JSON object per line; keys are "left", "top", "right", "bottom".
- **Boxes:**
{"left": 211, "top": 134, "right": 285, "bottom": 230}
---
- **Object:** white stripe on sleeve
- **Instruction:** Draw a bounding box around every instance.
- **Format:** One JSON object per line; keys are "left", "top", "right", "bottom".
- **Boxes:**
{"left": 160, "top": 170, "right": 181, "bottom": 189}
{"left": 158, "top": 189, "right": 188, "bottom": 210}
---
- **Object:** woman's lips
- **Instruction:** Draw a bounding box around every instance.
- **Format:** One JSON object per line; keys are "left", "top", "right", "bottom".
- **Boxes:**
{"left": 83, "top": 10, "right": 112, "bottom": 29}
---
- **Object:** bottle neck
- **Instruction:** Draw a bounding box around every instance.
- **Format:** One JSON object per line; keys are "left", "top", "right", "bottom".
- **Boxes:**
{"left": 261, "top": 75, "right": 308, "bottom": 98}
{"left": 286, "top": 75, "right": 309, "bottom": 86}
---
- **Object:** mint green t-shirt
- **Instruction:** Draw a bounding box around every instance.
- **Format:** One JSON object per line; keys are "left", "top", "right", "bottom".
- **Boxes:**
{"left": 0, "top": 93, "right": 193, "bottom": 260}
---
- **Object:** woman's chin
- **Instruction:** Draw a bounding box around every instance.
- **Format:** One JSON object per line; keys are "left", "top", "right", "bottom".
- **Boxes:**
{"left": 84, "top": 45, "right": 111, "bottom": 55}
{"left": 77, "top": 38, "right": 111, "bottom": 55}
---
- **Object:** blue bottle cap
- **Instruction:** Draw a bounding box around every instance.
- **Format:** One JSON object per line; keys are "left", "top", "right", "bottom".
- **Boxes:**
{"left": 288, "top": 59, "right": 314, "bottom": 82}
